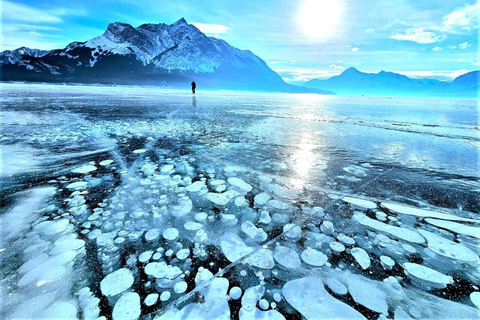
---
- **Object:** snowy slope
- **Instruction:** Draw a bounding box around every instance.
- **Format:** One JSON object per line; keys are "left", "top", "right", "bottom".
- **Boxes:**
{"left": 0, "top": 47, "right": 50, "bottom": 64}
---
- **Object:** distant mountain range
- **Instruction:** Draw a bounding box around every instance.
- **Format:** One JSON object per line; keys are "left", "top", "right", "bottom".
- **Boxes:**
{"left": 0, "top": 18, "right": 331, "bottom": 94}
{"left": 303, "top": 67, "right": 479, "bottom": 98}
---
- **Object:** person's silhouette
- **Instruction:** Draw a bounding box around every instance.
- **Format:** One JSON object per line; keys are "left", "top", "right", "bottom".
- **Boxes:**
{"left": 191, "top": 81, "right": 196, "bottom": 94}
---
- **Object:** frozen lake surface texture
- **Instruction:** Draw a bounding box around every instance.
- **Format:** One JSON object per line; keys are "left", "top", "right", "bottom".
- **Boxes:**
{"left": 1, "top": 83, "right": 479, "bottom": 320}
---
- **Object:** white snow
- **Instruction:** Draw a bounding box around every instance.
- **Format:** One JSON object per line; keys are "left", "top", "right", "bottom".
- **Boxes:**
{"left": 282, "top": 277, "right": 366, "bottom": 319}
{"left": 100, "top": 268, "right": 134, "bottom": 297}
{"left": 351, "top": 247, "right": 371, "bottom": 269}
{"left": 300, "top": 248, "right": 328, "bottom": 267}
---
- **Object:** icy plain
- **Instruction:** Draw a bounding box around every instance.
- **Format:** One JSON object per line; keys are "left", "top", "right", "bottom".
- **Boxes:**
{"left": 1, "top": 83, "right": 479, "bottom": 319}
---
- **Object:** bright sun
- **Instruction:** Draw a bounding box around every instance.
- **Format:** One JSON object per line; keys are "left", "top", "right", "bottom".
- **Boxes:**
{"left": 298, "top": 0, "right": 343, "bottom": 40}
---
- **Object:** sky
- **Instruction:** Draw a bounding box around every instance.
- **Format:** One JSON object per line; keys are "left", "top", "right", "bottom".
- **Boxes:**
{"left": 1, "top": 0, "right": 479, "bottom": 83}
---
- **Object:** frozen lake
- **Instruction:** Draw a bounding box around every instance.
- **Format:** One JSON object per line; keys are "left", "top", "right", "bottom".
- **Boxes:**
{"left": 1, "top": 83, "right": 479, "bottom": 319}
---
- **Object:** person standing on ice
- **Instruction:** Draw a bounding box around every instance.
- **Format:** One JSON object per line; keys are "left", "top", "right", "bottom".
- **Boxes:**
{"left": 191, "top": 81, "right": 196, "bottom": 94}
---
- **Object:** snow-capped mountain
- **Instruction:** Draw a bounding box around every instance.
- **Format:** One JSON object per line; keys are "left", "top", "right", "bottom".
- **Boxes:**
{"left": 0, "top": 19, "right": 330, "bottom": 93}
{"left": 303, "top": 67, "right": 478, "bottom": 98}
{"left": 0, "top": 47, "right": 50, "bottom": 65}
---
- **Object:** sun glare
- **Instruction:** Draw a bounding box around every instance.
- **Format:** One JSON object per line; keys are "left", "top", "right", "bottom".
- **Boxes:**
{"left": 298, "top": 0, "right": 343, "bottom": 40}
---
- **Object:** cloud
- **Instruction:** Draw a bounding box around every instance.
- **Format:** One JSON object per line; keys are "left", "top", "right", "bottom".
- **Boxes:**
{"left": 457, "top": 58, "right": 468, "bottom": 62}
{"left": 329, "top": 64, "right": 345, "bottom": 70}
{"left": 2, "top": 1, "right": 62, "bottom": 23}
{"left": 365, "top": 28, "right": 375, "bottom": 34}
{"left": 351, "top": 47, "right": 359, "bottom": 52}
{"left": 442, "top": 1, "right": 480, "bottom": 32}
{"left": 273, "top": 68, "right": 344, "bottom": 83}
{"left": 432, "top": 46, "right": 443, "bottom": 51}
{"left": 390, "top": 28, "right": 446, "bottom": 44}
{"left": 191, "top": 23, "right": 229, "bottom": 35}
{"left": 458, "top": 42, "right": 471, "bottom": 49}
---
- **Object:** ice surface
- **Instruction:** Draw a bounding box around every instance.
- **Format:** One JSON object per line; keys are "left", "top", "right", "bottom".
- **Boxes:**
{"left": 471, "top": 292, "right": 480, "bottom": 309}
{"left": 283, "top": 277, "right": 366, "bottom": 319}
{"left": 2, "top": 84, "right": 479, "bottom": 320}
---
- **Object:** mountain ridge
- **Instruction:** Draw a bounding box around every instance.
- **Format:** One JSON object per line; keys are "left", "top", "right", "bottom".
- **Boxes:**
{"left": 303, "top": 67, "right": 478, "bottom": 98}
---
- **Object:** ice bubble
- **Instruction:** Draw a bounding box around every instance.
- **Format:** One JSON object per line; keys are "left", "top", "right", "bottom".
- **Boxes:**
{"left": 139, "top": 251, "right": 154, "bottom": 263}
{"left": 50, "top": 236, "right": 85, "bottom": 255}
{"left": 186, "top": 181, "right": 205, "bottom": 192}
{"left": 229, "top": 286, "right": 242, "bottom": 300}
{"left": 283, "top": 224, "right": 302, "bottom": 241}
{"left": 268, "top": 200, "right": 289, "bottom": 210}
{"left": 206, "top": 190, "right": 240, "bottom": 206}
{"left": 145, "top": 293, "right": 158, "bottom": 307}
{"left": 301, "top": 248, "right": 328, "bottom": 267}
{"left": 345, "top": 276, "right": 388, "bottom": 314}
{"left": 329, "top": 241, "right": 345, "bottom": 254}
{"left": 145, "top": 262, "right": 182, "bottom": 281}
{"left": 33, "top": 219, "right": 70, "bottom": 235}
{"left": 152, "top": 253, "right": 162, "bottom": 260}
{"left": 66, "top": 181, "right": 88, "bottom": 190}
{"left": 133, "top": 149, "right": 147, "bottom": 154}
{"left": 273, "top": 293, "right": 282, "bottom": 302}
{"left": 470, "top": 292, "right": 480, "bottom": 309}
{"left": 403, "top": 262, "right": 454, "bottom": 289}
{"left": 254, "top": 193, "right": 271, "bottom": 206}
{"left": 246, "top": 248, "right": 275, "bottom": 269}
{"left": 195, "top": 212, "right": 208, "bottom": 222}
{"left": 228, "top": 177, "right": 253, "bottom": 192}
{"left": 174, "top": 281, "right": 188, "bottom": 294}
{"left": 337, "top": 234, "right": 355, "bottom": 246}
{"left": 343, "top": 196, "right": 377, "bottom": 209}
{"left": 160, "top": 164, "right": 174, "bottom": 172}
{"left": 113, "top": 292, "right": 140, "bottom": 320}
{"left": 380, "top": 256, "right": 395, "bottom": 270}
{"left": 325, "top": 277, "right": 348, "bottom": 295}
{"left": 283, "top": 277, "right": 365, "bottom": 319}
{"left": 353, "top": 213, "right": 425, "bottom": 244}
{"left": 235, "top": 196, "right": 246, "bottom": 207}
{"left": 216, "top": 185, "right": 226, "bottom": 192}
{"left": 163, "top": 228, "right": 179, "bottom": 241}
{"left": 165, "top": 249, "right": 174, "bottom": 257}
{"left": 274, "top": 246, "right": 301, "bottom": 269}
{"left": 221, "top": 214, "right": 238, "bottom": 225}
{"left": 259, "top": 211, "right": 272, "bottom": 224}
{"left": 194, "top": 229, "right": 208, "bottom": 243}
{"left": 426, "top": 218, "right": 480, "bottom": 240}
{"left": 72, "top": 164, "right": 97, "bottom": 174}
{"left": 321, "top": 221, "right": 335, "bottom": 236}
{"left": 99, "top": 159, "right": 114, "bottom": 166}
{"left": 242, "top": 221, "right": 268, "bottom": 242}
{"left": 145, "top": 228, "right": 160, "bottom": 242}
{"left": 381, "top": 202, "right": 480, "bottom": 223}
{"left": 240, "top": 270, "right": 247, "bottom": 276}
{"left": 100, "top": 268, "right": 134, "bottom": 297}
{"left": 176, "top": 249, "right": 190, "bottom": 260}
{"left": 259, "top": 299, "right": 269, "bottom": 310}
{"left": 351, "top": 247, "right": 371, "bottom": 270}
{"left": 221, "top": 233, "right": 254, "bottom": 262}
{"left": 242, "top": 285, "right": 265, "bottom": 311}
{"left": 210, "top": 179, "right": 225, "bottom": 186}
{"left": 418, "top": 229, "right": 479, "bottom": 262}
